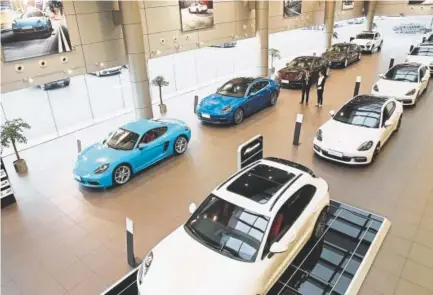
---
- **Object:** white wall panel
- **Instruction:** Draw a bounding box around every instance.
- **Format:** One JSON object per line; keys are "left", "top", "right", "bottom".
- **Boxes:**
{"left": 173, "top": 50, "right": 198, "bottom": 91}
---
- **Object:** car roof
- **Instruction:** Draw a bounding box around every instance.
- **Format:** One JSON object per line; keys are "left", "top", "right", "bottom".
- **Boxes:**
{"left": 122, "top": 119, "right": 162, "bottom": 134}
{"left": 359, "top": 31, "right": 375, "bottom": 34}
{"left": 212, "top": 158, "right": 316, "bottom": 215}
{"left": 346, "top": 95, "right": 388, "bottom": 112}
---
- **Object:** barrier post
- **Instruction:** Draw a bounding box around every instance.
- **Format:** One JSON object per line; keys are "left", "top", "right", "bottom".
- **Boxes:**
{"left": 353, "top": 76, "right": 361, "bottom": 97}
{"left": 77, "top": 139, "right": 82, "bottom": 154}
{"left": 388, "top": 57, "right": 395, "bottom": 70}
{"left": 409, "top": 45, "right": 414, "bottom": 53}
{"left": 126, "top": 217, "right": 136, "bottom": 268}
{"left": 194, "top": 95, "right": 199, "bottom": 114}
{"left": 293, "top": 114, "right": 303, "bottom": 146}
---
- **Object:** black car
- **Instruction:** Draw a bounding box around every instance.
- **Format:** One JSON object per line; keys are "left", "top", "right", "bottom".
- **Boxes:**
{"left": 321, "top": 43, "right": 361, "bottom": 68}
{"left": 39, "top": 78, "right": 70, "bottom": 90}
{"left": 275, "top": 56, "right": 330, "bottom": 88}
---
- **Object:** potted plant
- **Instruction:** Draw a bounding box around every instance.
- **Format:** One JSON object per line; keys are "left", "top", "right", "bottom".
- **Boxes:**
{"left": 151, "top": 76, "right": 169, "bottom": 115}
{"left": 1, "top": 119, "right": 31, "bottom": 174}
{"left": 269, "top": 48, "right": 281, "bottom": 75}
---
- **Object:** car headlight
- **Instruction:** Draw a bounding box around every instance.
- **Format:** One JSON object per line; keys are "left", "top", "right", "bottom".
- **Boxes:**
{"left": 184, "top": 125, "right": 190, "bottom": 131}
{"left": 357, "top": 141, "right": 373, "bottom": 151}
{"left": 138, "top": 251, "right": 154, "bottom": 284}
{"left": 373, "top": 84, "right": 379, "bottom": 92}
{"left": 94, "top": 163, "right": 110, "bottom": 174}
{"left": 366, "top": 42, "right": 372, "bottom": 46}
{"left": 405, "top": 89, "right": 416, "bottom": 96}
{"left": 316, "top": 129, "right": 323, "bottom": 141}
{"left": 221, "top": 105, "right": 233, "bottom": 114}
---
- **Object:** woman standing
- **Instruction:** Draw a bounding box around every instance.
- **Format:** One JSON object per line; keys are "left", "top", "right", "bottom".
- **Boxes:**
{"left": 316, "top": 71, "right": 326, "bottom": 108}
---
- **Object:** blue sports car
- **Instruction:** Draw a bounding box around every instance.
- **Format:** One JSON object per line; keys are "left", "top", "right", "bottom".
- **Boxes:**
{"left": 196, "top": 77, "right": 280, "bottom": 125}
{"left": 73, "top": 118, "right": 191, "bottom": 188}
{"left": 12, "top": 8, "right": 52, "bottom": 37}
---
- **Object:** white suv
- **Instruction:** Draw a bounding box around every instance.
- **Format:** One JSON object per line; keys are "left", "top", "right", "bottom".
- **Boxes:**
{"left": 351, "top": 31, "right": 383, "bottom": 53}
{"left": 137, "top": 157, "right": 330, "bottom": 295}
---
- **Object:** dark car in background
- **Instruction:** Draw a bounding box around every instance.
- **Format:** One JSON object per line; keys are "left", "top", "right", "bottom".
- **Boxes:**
{"left": 39, "top": 78, "right": 70, "bottom": 90}
{"left": 275, "top": 56, "right": 330, "bottom": 88}
{"left": 321, "top": 43, "right": 361, "bottom": 68}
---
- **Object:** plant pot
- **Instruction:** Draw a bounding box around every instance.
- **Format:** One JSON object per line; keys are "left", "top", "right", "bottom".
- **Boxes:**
{"left": 159, "top": 103, "right": 167, "bottom": 115}
{"left": 13, "top": 159, "right": 27, "bottom": 174}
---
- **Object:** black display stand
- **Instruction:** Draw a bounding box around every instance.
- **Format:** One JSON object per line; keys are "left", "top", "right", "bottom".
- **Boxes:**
{"left": 1, "top": 158, "right": 16, "bottom": 209}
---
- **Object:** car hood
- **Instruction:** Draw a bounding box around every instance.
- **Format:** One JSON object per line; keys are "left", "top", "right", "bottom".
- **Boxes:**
{"left": 199, "top": 94, "right": 244, "bottom": 113}
{"left": 320, "top": 119, "right": 380, "bottom": 152}
{"left": 75, "top": 142, "right": 126, "bottom": 172}
{"left": 406, "top": 55, "right": 433, "bottom": 67}
{"left": 352, "top": 39, "right": 373, "bottom": 46}
{"left": 322, "top": 52, "right": 345, "bottom": 60}
{"left": 140, "top": 227, "right": 259, "bottom": 295}
{"left": 15, "top": 17, "right": 46, "bottom": 25}
{"left": 374, "top": 79, "right": 419, "bottom": 96}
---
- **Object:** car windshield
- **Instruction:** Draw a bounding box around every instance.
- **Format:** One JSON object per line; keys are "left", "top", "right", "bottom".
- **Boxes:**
{"left": 106, "top": 128, "right": 139, "bottom": 150}
{"left": 217, "top": 80, "right": 250, "bottom": 98}
{"left": 22, "top": 10, "right": 43, "bottom": 18}
{"left": 333, "top": 104, "right": 381, "bottom": 128}
{"left": 384, "top": 67, "right": 418, "bottom": 82}
{"left": 411, "top": 47, "right": 433, "bottom": 57}
{"left": 185, "top": 194, "right": 269, "bottom": 262}
{"left": 288, "top": 57, "right": 313, "bottom": 69}
{"left": 356, "top": 33, "right": 374, "bottom": 39}
{"left": 328, "top": 45, "right": 349, "bottom": 53}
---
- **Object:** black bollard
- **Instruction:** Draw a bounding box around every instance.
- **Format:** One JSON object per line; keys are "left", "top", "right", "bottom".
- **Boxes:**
{"left": 293, "top": 114, "right": 303, "bottom": 146}
{"left": 353, "top": 76, "right": 361, "bottom": 97}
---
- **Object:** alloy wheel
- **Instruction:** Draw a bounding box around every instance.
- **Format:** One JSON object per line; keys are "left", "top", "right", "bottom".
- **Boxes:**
{"left": 234, "top": 108, "right": 244, "bottom": 124}
{"left": 372, "top": 143, "right": 381, "bottom": 163}
{"left": 314, "top": 209, "right": 328, "bottom": 239}
{"left": 396, "top": 116, "right": 402, "bottom": 131}
{"left": 114, "top": 165, "right": 131, "bottom": 185}
{"left": 174, "top": 136, "right": 188, "bottom": 155}
{"left": 270, "top": 93, "right": 278, "bottom": 106}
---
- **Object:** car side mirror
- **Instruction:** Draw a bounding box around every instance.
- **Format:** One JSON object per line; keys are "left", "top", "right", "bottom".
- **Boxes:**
{"left": 188, "top": 202, "right": 197, "bottom": 214}
{"left": 138, "top": 143, "right": 147, "bottom": 150}
{"left": 384, "top": 120, "right": 392, "bottom": 128}
{"left": 270, "top": 241, "right": 289, "bottom": 254}
{"left": 329, "top": 110, "right": 335, "bottom": 117}
{"left": 379, "top": 74, "right": 384, "bottom": 78}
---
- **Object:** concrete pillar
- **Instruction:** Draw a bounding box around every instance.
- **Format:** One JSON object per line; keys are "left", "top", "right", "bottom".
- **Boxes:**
{"left": 256, "top": 0, "right": 269, "bottom": 77}
{"left": 324, "top": 0, "right": 336, "bottom": 49}
{"left": 119, "top": 1, "right": 153, "bottom": 119}
{"left": 366, "top": 0, "right": 377, "bottom": 31}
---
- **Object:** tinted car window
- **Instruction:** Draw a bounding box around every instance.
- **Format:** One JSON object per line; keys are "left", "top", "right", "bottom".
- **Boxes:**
{"left": 420, "top": 67, "right": 426, "bottom": 78}
{"left": 385, "top": 66, "right": 419, "bottom": 82}
{"left": 141, "top": 127, "right": 167, "bottom": 144}
{"left": 333, "top": 104, "right": 381, "bottom": 128}
{"left": 185, "top": 194, "right": 270, "bottom": 262}
{"left": 356, "top": 33, "right": 374, "bottom": 39}
{"left": 248, "top": 82, "right": 261, "bottom": 95}
{"left": 411, "top": 46, "right": 433, "bottom": 56}
{"left": 288, "top": 57, "right": 314, "bottom": 69}
{"left": 23, "top": 10, "right": 43, "bottom": 18}
{"left": 217, "top": 80, "right": 250, "bottom": 98}
{"left": 259, "top": 81, "right": 269, "bottom": 89}
{"left": 328, "top": 44, "right": 350, "bottom": 53}
{"left": 106, "top": 128, "right": 139, "bottom": 150}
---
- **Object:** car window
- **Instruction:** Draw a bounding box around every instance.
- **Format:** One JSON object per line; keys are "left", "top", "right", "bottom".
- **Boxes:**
{"left": 106, "top": 128, "right": 139, "bottom": 151}
{"left": 140, "top": 127, "right": 167, "bottom": 144}
{"left": 420, "top": 67, "right": 426, "bottom": 79}
{"left": 356, "top": 33, "right": 374, "bottom": 39}
{"left": 411, "top": 46, "right": 433, "bottom": 56}
{"left": 23, "top": 10, "right": 43, "bottom": 18}
{"left": 184, "top": 194, "right": 270, "bottom": 263}
{"left": 217, "top": 80, "right": 251, "bottom": 98}
{"left": 259, "top": 81, "right": 270, "bottom": 89}
{"left": 333, "top": 103, "right": 381, "bottom": 129}
{"left": 262, "top": 185, "right": 317, "bottom": 259}
{"left": 382, "top": 102, "right": 395, "bottom": 125}
{"left": 384, "top": 66, "right": 418, "bottom": 82}
{"left": 289, "top": 57, "right": 314, "bottom": 69}
{"left": 248, "top": 82, "right": 261, "bottom": 96}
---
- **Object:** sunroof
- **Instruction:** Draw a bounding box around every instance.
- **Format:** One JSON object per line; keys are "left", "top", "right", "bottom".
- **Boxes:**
{"left": 226, "top": 164, "right": 296, "bottom": 204}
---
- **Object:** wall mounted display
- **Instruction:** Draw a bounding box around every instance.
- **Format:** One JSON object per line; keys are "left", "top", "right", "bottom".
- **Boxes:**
{"left": 342, "top": 0, "right": 355, "bottom": 10}
{"left": 1, "top": 0, "right": 72, "bottom": 62}
{"left": 408, "top": 0, "right": 433, "bottom": 4}
{"left": 179, "top": 0, "right": 214, "bottom": 32}
{"left": 283, "top": 0, "right": 302, "bottom": 17}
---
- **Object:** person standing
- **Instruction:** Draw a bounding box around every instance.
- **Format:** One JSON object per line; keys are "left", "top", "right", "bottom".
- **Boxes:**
{"left": 300, "top": 72, "right": 311, "bottom": 105}
{"left": 316, "top": 70, "right": 326, "bottom": 108}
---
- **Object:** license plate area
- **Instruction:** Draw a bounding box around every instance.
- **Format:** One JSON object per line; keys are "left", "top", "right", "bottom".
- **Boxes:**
{"left": 22, "top": 26, "right": 32, "bottom": 30}
{"left": 328, "top": 150, "right": 343, "bottom": 158}
{"left": 201, "top": 113, "right": 210, "bottom": 119}
{"left": 281, "top": 79, "right": 289, "bottom": 84}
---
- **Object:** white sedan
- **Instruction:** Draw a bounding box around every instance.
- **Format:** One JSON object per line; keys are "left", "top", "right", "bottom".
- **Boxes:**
{"left": 137, "top": 157, "right": 330, "bottom": 295}
{"left": 313, "top": 95, "right": 403, "bottom": 165}
{"left": 406, "top": 44, "right": 433, "bottom": 74}
{"left": 188, "top": 3, "right": 208, "bottom": 13}
{"left": 371, "top": 63, "right": 430, "bottom": 105}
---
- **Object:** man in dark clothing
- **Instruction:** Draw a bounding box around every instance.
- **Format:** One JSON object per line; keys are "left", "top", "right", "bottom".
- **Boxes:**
{"left": 300, "top": 72, "right": 311, "bottom": 105}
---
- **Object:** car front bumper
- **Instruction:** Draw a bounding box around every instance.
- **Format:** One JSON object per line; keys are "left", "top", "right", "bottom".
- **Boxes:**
{"left": 196, "top": 111, "right": 232, "bottom": 124}
{"left": 358, "top": 45, "right": 373, "bottom": 52}
{"left": 73, "top": 168, "right": 113, "bottom": 188}
{"left": 276, "top": 78, "right": 303, "bottom": 88}
{"left": 329, "top": 60, "right": 346, "bottom": 67}
{"left": 13, "top": 26, "right": 50, "bottom": 34}
{"left": 313, "top": 140, "right": 374, "bottom": 165}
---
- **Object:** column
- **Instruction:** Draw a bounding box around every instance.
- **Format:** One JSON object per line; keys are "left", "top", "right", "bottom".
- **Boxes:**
{"left": 256, "top": 0, "right": 269, "bottom": 77}
{"left": 366, "top": 0, "right": 377, "bottom": 31}
{"left": 324, "top": 0, "right": 336, "bottom": 49}
{"left": 119, "top": 1, "right": 153, "bottom": 119}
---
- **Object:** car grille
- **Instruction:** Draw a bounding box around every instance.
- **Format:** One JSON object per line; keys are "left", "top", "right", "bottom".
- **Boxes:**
{"left": 322, "top": 151, "right": 352, "bottom": 162}
{"left": 199, "top": 114, "right": 229, "bottom": 123}
{"left": 397, "top": 99, "right": 413, "bottom": 104}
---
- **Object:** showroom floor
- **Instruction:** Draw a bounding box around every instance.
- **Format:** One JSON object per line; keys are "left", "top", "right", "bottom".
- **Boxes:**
{"left": 3, "top": 38, "right": 433, "bottom": 295}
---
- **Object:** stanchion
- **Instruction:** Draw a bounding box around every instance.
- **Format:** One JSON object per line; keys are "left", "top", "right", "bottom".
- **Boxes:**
{"left": 293, "top": 114, "right": 303, "bottom": 146}
{"left": 77, "top": 139, "right": 82, "bottom": 154}
{"left": 194, "top": 95, "right": 198, "bottom": 114}
{"left": 126, "top": 217, "right": 137, "bottom": 268}
{"left": 353, "top": 76, "right": 361, "bottom": 97}
{"left": 389, "top": 57, "right": 395, "bottom": 69}
{"left": 422, "top": 36, "right": 426, "bottom": 43}
{"left": 409, "top": 45, "right": 414, "bottom": 53}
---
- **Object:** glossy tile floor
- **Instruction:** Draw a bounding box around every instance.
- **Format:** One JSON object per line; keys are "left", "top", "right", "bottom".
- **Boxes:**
{"left": 2, "top": 48, "right": 433, "bottom": 295}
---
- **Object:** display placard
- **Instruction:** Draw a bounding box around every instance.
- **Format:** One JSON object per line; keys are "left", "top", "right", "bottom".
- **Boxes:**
{"left": 237, "top": 135, "right": 264, "bottom": 170}
{"left": 1, "top": 0, "right": 72, "bottom": 62}
{"left": 342, "top": 0, "right": 354, "bottom": 10}
{"left": 283, "top": 0, "right": 302, "bottom": 18}
{"left": 179, "top": 0, "right": 214, "bottom": 32}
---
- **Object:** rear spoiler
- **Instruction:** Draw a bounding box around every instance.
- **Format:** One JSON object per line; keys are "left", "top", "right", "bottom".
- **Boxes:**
{"left": 264, "top": 157, "right": 317, "bottom": 178}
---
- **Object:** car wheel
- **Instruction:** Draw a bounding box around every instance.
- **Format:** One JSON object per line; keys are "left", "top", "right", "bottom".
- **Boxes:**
{"left": 343, "top": 59, "right": 348, "bottom": 68}
{"left": 173, "top": 135, "right": 188, "bottom": 155}
{"left": 413, "top": 91, "right": 419, "bottom": 106}
{"left": 396, "top": 115, "right": 402, "bottom": 132}
{"left": 371, "top": 142, "right": 381, "bottom": 163}
{"left": 233, "top": 108, "right": 244, "bottom": 125}
{"left": 269, "top": 92, "right": 278, "bottom": 106}
{"left": 64, "top": 81, "right": 70, "bottom": 87}
{"left": 113, "top": 164, "right": 132, "bottom": 186}
{"left": 312, "top": 207, "right": 328, "bottom": 240}
{"left": 378, "top": 42, "right": 383, "bottom": 51}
